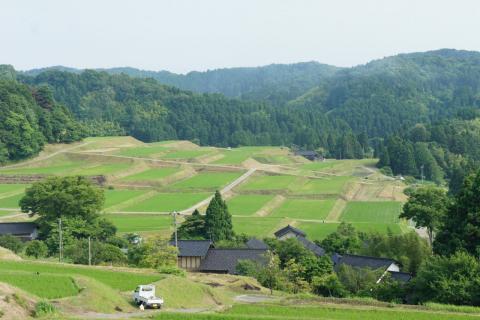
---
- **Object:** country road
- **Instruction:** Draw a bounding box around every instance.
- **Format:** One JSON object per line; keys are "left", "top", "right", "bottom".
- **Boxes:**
{"left": 180, "top": 168, "right": 256, "bottom": 214}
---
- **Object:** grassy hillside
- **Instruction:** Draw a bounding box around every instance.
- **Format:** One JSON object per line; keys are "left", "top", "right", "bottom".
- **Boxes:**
{"left": 0, "top": 136, "right": 409, "bottom": 241}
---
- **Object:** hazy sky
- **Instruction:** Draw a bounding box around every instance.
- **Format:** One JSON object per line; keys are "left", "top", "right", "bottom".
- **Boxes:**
{"left": 1, "top": 0, "right": 479, "bottom": 73}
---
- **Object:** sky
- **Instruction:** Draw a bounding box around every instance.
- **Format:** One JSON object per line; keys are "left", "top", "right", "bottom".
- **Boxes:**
{"left": 1, "top": 0, "right": 480, "bottom": 74}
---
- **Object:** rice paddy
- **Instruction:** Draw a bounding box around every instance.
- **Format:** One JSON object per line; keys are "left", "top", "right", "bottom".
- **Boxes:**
{"left": 270, "top": 199, "right": 335, "bottom": 220}
{"left": 172, "top": 171, "right": 243, "bottom": 190}
{"left": 227, "top": 194, "right": 275, "bottom": 216}
{"left": 123, "top": 193, "right": 209, "bottom": 212}
{"left": 105, "top": 214, "right": 172, "bottom": 233}
{"left": 121, "top": 167, "right": 180, "bottom": 181}
{"left": 340, "top": 201, "right": 402, "bottom": 223}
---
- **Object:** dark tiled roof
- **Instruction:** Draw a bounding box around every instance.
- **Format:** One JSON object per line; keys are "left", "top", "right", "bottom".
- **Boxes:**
{"left": 246, "top": 238, "right": 268, "bottom": 250}
{"left": 0, "top": 222, "right": 37, "bottom": 236}
{"left": 388, "top": 271, "right": 412, "bottom": 282}
{"left": 200, "top": 249, "right": 267, "bottom": 274}
{"left": 170, "top": 240, "right": 213, "bottom": 257}
{"left": 274, "top": 225, "right": 306, "bottom": 238}
{"left": 297, "top": 236, "right": 325, "bottom": 256}
{"left": 335, "top": 254, "right": 397, "bottom": 271}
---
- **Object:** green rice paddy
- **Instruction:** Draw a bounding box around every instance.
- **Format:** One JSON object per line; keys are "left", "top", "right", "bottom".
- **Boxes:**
{"left": 340, "top": 201, "right": 402, "bottom": 223}
{"left": 233, "top": 217, "right": 284, "bottom": 236}
{"left": 121, "top": 167, "right": 180, "bottom": 181}
{"left": 239, "top": 175, "right": 298, "bottom": 191}
{"left": 104, "top": 189, "right": 149, "bottom": 209}
{"left": 117, "top": 145, "right": 169, "bottom": 158}
{"left": 172, "top": 171, "right": 243, "bottom": 190}
{"left": 293, "top": 176, "right": 352, "bottom": 195}
{"left": 0, "top": 184, "right": 28, "bottom": 195}
{"left": 160, "top": 150, "right": 212, "bottom": 160}
{"left": 123, "top": 193, "right": 209, "bottom": 212}
{"left": 227, "top": 194, "right": 275, "bottom": 216}
{"left": 0, "top": 260, "right": 162, "bottom": 291}
{"left": 0, "top": 193, "right": 24, "bottom": 208}
{"left": 270, "top": 199, "right": 335, "bottom": 220}
{"left": 0, "top": 273, "right": 78, "bottom": 298}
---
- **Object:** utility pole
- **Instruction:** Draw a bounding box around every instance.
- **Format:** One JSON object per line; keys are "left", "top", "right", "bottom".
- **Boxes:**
{"left": 88, "top": 237, "right": 92, "bottom": 266}
{"left": 420, "top": 165, "right": 424, "bottom": 184}
{"left": 58, "top": 218, "right": 63, "bottom": 262}
{"left": 172, "top": 211, "right": 179, "bottom": 247}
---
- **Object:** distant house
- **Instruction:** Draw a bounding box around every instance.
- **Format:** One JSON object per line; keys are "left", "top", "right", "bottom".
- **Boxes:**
{"left": 294, "top": 150, "right": 323, "bottom": 161}
{"left": 200, "top": 249, "right": 267, "bottom": 274}
{"left": 274, "top": 225, "right": 306, "bottom": 240}
{"left": 333, "top": 253, "right": 410, "bottom": 283}
{"left": 171, "top": 240, "right": 213, "bottom": 271}
{"left": 172, "top": 239, "right": 267, "bottom": 274}
{"left": 274, "top": 225, "right": 325, "bottom": 257}
{"left": 0, "top": 222, "right": 38, "bottom": 241}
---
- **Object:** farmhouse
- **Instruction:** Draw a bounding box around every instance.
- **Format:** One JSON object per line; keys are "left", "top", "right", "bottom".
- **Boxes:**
{"left": 171, "top": 240, "right": 213, "bottom": 270}
{"left": 199, "top": 249, "right": 267, "bottom": 274}
{"left": 172, "top": 240, "right": 267, "bottom": 274}
{"left": 274, "top": 225, "right": 325, "bottom": 257}
{"left": 0, "top": 222, "right": 38, "bottom": 241}
{"left": 275, "top": 225, "right": 411, "bottom": 283}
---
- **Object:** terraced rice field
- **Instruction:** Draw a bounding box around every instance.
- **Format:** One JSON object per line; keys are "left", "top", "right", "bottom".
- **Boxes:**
{"left": 74, "top": 163, "right": 132, "bottom": 175}
{"left": 239, "top": 175, "right": 298, "bottom": 191}
{"left": 0, "top": 161, "right": 81, "bottom": 175}
{"left": 0, "top": 260, "right": 162, "bottom": 291}
{"left": 172, "top": 171, "right": 243, "bottom": 190}
{"left": 116, "top": 145, "right": 169, "bottom": 157}
{"left": 0, "top": 193, "right": 24, "bottom": 208}
{"left": 105, "top": 214, "right": 172, "bottom": 233}
{"left": 293, "top": 176, "right": 352, "bottom": 195}
{"left": 160, "top": 150, "right": 212, "bottom": 160}
{"left": 227, "top": 194, "right": 275, "bottom": 216}
{"left": 340, "top": 201, "right": 402, "bottom": 223}
{"left": 0, "top": 273, "right": 78, "bottom": 298}
{"left": 121, "top": 167, "right": 180, "bottom": 181}
{"left": 213, "top": 148, "right": 259, "bottom": 165}
{"left": 270, "top": 199, "right": 335, "bottom": 220}
{"left": 104, "top": 189, "right": 149, "bottom": 209}
{"left": 233, "top": 217, "right": 284, "bottom": 236}
{"left": 123, "top": 193, "right": 209, "bottom": 212}
{"left": 0, "top": 184, "right": 28, "bottom": 195}
{"left": 297, "top": 221, "right": 403, "bottom": 241}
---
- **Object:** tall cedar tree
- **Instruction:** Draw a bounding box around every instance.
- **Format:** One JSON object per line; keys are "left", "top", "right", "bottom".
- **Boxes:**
{"left": 434, "top": 170, "right": 480, "bottom": 256}
{"left": 204, "top": 191, "right": 234, "bottom": 241}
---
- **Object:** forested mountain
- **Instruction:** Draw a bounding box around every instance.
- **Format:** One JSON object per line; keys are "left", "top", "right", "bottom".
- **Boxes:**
{"left": 0, "top": 65, "right": 83, "bottom": 163}
{"left": 24, "top": 62, "right": 340, "bottom": 106}
{"left": 8, "top": 49, "right": 480, "bottom": 184}
{"left": 19, "top": 69, "right": 357, "bottom": 154}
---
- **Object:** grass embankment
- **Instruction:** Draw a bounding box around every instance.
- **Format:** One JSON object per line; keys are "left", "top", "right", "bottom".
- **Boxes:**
{"left": 0, "top": 261, "right": 162, "bottom": 291}
{"left": 153, "top": 304, "right": 480, "bottom": 320}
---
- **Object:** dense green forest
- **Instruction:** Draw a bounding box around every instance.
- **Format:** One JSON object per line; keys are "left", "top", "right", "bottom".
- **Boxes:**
{"left": 0, "top": 65, "right": 83, "bottom": 163}
{"left": 5, "top": 49, "right": 480, "bottom": 182}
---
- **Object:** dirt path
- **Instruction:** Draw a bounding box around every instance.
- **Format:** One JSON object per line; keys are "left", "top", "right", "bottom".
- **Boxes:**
{"left": 180, "top": 168, "right": 256, "bottom": 214}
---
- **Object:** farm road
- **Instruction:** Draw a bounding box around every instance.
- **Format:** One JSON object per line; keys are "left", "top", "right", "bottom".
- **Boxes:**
{"left": 180, "top": 168, "right": 256, "bottom": 214}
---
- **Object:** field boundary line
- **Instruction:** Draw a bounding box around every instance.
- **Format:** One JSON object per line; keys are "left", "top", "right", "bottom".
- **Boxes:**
{"left": 255, "top": 195, "right": 285, "bottom": 217}
{"left": 104, "top": 190, "right": 158, "bottom": 213}
{"left": 325, "top": 198, "right": 347, "bottom": 222}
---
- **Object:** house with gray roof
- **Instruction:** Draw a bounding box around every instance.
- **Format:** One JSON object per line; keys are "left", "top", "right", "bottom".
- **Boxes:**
{"left": 274, "top": 225, "right": 325, "bottom": 257}
{"left": 0, "top": 222, "right": 38, "bottom": 241}
{"left": 170, "top": 240, "right": 213, "bottom": 271}
{"left": 199, "top": 249, "right": 267, "bottom": 274}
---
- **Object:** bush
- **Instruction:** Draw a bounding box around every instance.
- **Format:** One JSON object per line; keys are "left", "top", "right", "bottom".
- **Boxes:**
{"left": 35, "top": 301, "right": 56, "bottom": 317}
{"left": 157, "top": 266, "right": 186, "bottom": 277}
{"left": 25, "top": 240, "right": 48, "bottom": 259}
{"left": 380, "top": 166, "right": 393, "bottom": 176}
{"left": 0, "top": 234, "right": 24, "bottom": 253}
{"left": 311, "top": 273, "right": 347, "bottom": 298}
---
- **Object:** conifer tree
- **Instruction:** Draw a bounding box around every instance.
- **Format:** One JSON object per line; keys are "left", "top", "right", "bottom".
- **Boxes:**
{"left": 204, "top": 191, "right": 234, "bottom": 241}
